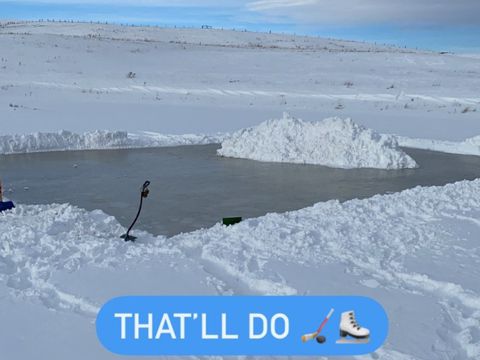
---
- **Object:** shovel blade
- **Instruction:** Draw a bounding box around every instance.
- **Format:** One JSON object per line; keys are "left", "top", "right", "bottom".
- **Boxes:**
{"left": 121, "top": 234, "right": 137, "bottom": 242}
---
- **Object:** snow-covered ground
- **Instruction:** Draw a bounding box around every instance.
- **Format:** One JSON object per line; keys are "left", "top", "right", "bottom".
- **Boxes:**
{"left": 0, "top": 21, "right": 479, "bottom": 141}
{"left": 1, "top": 180, "right": 480, "bottom": 359}
{"left": 218, "top": 113, "right": 417, "bottom": 169}
{"left": 1, "top": 21, "right": 480, "bottom": 359}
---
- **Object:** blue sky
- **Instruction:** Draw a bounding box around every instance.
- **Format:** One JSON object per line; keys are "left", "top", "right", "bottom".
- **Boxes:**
{"left": 1, "top": 1, "right": 479, "bottom": 53}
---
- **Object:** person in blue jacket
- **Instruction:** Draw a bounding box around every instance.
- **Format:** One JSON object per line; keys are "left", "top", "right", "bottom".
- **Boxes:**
{"left": 0, "top": 179, "right": 15, "bottom": 212}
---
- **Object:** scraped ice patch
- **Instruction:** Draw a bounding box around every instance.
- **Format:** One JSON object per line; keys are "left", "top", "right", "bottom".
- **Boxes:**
{"left": 217, "top": 114, "right": 417, "bottom": 169}
{"left": 0, "top": 130, "right": 225, "bottom": 155}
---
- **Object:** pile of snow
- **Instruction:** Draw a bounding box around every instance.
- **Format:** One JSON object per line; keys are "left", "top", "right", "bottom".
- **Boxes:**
{"left": 2, "top": 180, "right": 480, "bottom": 358}
{"left": 398, "top": 134, "right": 480, "bottom": 156}
{"left": 0, "top": 130, "right": 225, "bottom": 155}
{"left": 0, "top": 203, "right": 173, "bottom": 315}
{"left": 217, "top": 114, "right": 417, "bottom": 169}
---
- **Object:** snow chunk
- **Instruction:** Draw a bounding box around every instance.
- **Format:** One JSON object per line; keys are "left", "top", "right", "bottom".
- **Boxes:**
{"left": 0, "top": 130, "right": 225, "bottom": 155}
{"left": 217, "top": 114, "right": 417, "bottom": 169}
{"left": 464, "top": 135, "right": 480, "bottom": 149}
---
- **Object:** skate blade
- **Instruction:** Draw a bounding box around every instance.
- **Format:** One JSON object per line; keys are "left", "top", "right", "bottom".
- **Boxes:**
{"left": 336, "top": 337, "right": 370, "bottom": 344}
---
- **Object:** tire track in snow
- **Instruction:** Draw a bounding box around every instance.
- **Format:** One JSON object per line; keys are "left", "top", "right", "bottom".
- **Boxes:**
{"left": 7, "top": 80, "right": 480, "bottom": 106}
{"left": 35, "top": 280, "right": 99, "bottom": 316}
{"left": 332, "top": 210, "right": 480, "bottom": 359}
{"left": 177, "top": 235, "right": 296, "bottom": 296}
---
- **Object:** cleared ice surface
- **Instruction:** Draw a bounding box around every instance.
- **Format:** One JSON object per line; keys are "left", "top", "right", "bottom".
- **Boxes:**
{"left": 1, "top": 180, "right": 480, "bottom": 359}
{"left": 4, "top": 145, "right": 480, "bottom": 237}
{"left": 218, "top": 113, "right": 417, "bottom": 169}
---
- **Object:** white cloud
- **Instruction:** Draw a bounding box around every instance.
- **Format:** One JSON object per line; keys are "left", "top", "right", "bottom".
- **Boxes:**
{"left": 245, "top": 0, "right": 480, "bottom": 26}
{"left": 247, "top": 0, "right": 317, "bottom": 12}
{"left": 16, "top": 0, "right": 241, "bottom": 5}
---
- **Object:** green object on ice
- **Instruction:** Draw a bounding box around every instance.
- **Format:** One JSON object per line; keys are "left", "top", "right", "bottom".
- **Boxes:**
{"left": 223, "top": 217, "right": 242, "bottom": 226}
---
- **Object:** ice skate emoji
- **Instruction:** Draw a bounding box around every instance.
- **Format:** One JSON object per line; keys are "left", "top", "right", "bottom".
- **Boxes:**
{"left": 336, "top": 310, "right": 370, "bottom": 344}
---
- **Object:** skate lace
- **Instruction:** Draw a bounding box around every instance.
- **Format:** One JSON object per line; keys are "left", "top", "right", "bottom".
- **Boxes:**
{"left": 349, "top": 312, "right": 362, "bottom": 330}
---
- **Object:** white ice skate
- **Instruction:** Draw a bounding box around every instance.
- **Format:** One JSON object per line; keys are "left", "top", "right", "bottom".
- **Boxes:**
{"left": 336, "top": 310, "right": 370, "bottom": 344}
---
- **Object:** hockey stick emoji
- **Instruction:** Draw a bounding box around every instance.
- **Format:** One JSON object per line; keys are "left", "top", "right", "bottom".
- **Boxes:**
{"left": 301, "top": 308, "right": 334, "bottom": 343}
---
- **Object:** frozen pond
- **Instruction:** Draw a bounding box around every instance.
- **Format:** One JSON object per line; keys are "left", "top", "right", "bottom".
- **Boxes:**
{"left": 1, "top": 144, "right": 480, "bottom": 236}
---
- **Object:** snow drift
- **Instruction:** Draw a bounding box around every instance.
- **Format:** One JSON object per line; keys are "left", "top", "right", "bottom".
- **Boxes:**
{"left": 0, "top": 130, "right": 225, "bottom": 155}
{"left": 398, "top": 134, "right": 480, "bottom": 156}
{"left": 217, "top": 114, "right": 417, "bottom": 169}
{"left": 2, "top": 180, "right": 480, "bottom": 358}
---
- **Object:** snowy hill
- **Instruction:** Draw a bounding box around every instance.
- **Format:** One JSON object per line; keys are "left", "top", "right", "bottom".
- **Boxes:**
{"left": 0, "top": 20, "right": 402, "bottom": 52}
{"left": 0, "top": 21, "right": 479, "bottom": 141}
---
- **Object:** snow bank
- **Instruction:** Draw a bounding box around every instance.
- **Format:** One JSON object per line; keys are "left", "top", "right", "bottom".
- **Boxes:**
{"left": 217, "top": 114, "right": 417, "bottom": 169}
{"left": 398, "top": 134, "right": 480, "bottom": 156}
{"left": 2, "top": 180, "right": 480, "bottom": 358}
{"left": 166, "top": 179, "right": 480, "bottom": 357}
{"left": 0, "top": 203, "right": 173, "bottom": 314}
{"left": 0, "top": 130, "right": 225, "bottom": 155}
